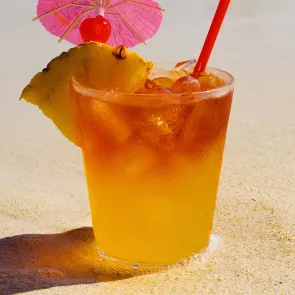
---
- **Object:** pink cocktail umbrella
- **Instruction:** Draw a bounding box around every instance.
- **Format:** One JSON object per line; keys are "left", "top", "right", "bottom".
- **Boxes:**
{"left": 34, "top": 0, "right": 164, "bottom": 48}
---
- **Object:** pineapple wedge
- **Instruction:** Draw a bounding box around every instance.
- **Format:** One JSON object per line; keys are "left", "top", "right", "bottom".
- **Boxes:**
{"left": 20, "top": 42, "right": 153, "bottom": 146}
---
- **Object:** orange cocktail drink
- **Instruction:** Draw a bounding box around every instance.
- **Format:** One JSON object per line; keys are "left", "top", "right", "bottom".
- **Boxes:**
{"left": 71, "top": 64, "right": 234, "bottom": 268}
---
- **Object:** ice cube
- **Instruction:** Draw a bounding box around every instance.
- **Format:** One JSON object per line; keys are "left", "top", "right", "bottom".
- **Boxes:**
{"left": 149, "top": 67, "right": 186, "bottom": 83}
{"left": 198, "top": 72, "right": 224, "bottom": 91}
{"left": 152, "top": 77, "right": 173, "bottom": 89}
{"left": 145, "top": 79, "right": 156, "bottom": 89}
{"left": 148, "top": 86, "right": 171, "bottom": 94}
{"left": 181, "top": 101, "right": 208, "bottom": 148}
{"left": 139, "top": 105, "right": 185, "bottom": 151}
{"left": 171, "top": 76, "right": 201, "bottom": 93}
{"left": 135, "top": 87, "right": 149, "bottom": 94}
{"left": 174, "top": 59, "right": 197, "bottom": 74}
{"left": 111, "top": 142, "right": 159, "bottom": 180}
{"left": 169, "top": 69, "right": 188, "bottom": 81}
{"left": 88, "top": 98, "right": 131, "bottom": 145}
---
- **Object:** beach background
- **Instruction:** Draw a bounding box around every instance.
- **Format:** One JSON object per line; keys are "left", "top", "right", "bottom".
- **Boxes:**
{"left": 0, "top": 0, "right": 294, "bottom": 294}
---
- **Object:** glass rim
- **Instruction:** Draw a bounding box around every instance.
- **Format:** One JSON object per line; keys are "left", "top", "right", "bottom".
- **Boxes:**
{"left": 71, "top": 66, "right": 235, "bottom": 104}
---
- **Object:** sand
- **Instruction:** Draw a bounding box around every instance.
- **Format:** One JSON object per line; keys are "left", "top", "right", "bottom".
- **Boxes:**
{"left": 0, "top": 1, "right": 295, "bottom": 294}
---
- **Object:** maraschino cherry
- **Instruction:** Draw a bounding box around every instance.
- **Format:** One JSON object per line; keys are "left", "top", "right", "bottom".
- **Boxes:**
{"left": 80, "top": 15, "right": 111, "bottom": 43}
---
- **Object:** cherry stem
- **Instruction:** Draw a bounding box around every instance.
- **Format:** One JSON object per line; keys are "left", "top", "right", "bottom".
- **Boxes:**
{"left": 96, "top": 6, "right": 105, "bottom": 16}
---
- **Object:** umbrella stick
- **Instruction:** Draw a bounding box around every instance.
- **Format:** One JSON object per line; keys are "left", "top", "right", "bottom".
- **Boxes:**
{"left": 116, "top": 11, "right": 147, "bottom": 45}
{"left": 72, "top": 3, "right": 94, "bottom": 8}
{"left": 107, "top": 0, "right": 165, "bottom": 12}
{"left": 107, "top": 1, "right": 128, "bottom": 10}
{"left": 105, "top": 12, "right": 121, "bottom": 16}
{"left": 58, "top": 8, "right": 94, "bottom": 43}
{"left": 104, "top": 0, "right": 112, "bottom": 8}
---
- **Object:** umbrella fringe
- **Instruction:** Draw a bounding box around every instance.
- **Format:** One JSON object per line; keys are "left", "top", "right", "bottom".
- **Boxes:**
{"left": 105, "top": 12, "right": 121, "bottom": 16}
{"left": 106, "top": 0, "right": 164, "bottom": 12}
{"left": 128, "top": 0, "right": 165, "bottom": 12}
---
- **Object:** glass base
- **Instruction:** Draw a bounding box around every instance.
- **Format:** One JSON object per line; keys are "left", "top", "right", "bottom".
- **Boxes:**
{"left": 94, "top": 234, "right": 221, "bottom": 279}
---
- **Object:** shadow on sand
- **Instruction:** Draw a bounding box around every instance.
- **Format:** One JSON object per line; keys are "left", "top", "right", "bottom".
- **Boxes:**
{"left": 0, "top": 227, "right": 122, "bottom": 295}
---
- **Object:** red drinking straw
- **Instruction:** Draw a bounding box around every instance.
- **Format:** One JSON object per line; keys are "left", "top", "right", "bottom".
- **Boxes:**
{"left": 193, "top": 0, "right": 231, "bottom": 75}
